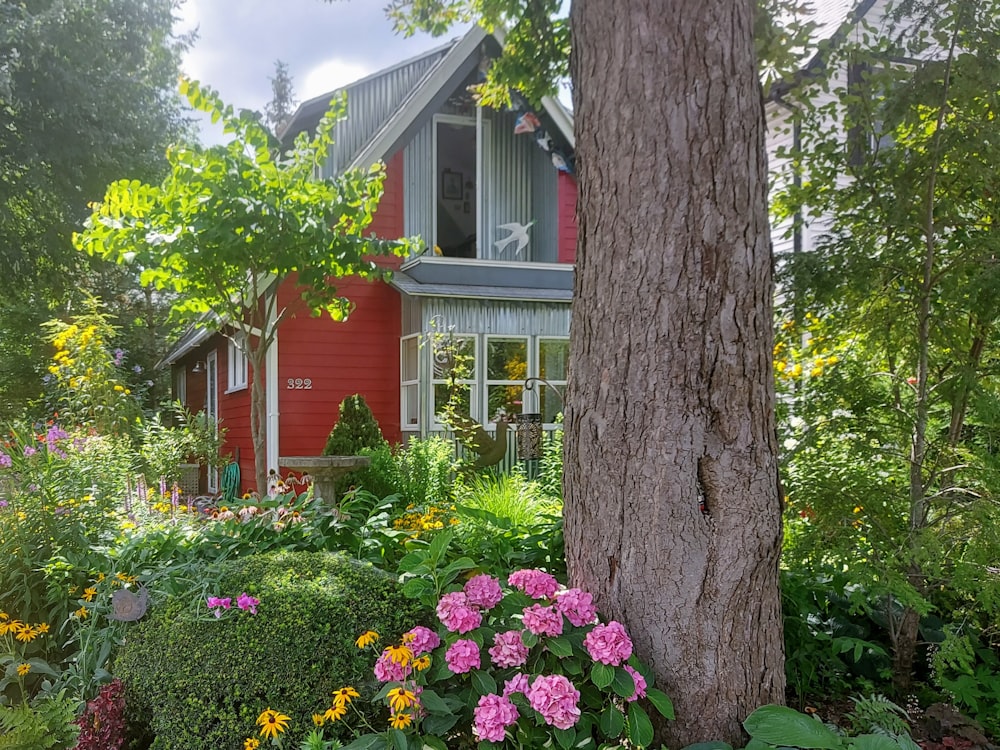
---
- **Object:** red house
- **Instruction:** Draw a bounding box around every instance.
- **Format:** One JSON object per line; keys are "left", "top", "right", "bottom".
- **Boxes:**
{"left": 163, "top": 27, "right": 576, "bottom": 493}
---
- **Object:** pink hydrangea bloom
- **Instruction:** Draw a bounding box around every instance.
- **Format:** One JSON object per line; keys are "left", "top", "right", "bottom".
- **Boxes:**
{"left": 403, "top": 625, "right": 441, "bottom": 656}
{"left": 474, "top": 693, "right": 520, "bottom": 742}
{"left": 464, "top": 574, "right": 504, "bottom": 609}
{"left": 437, "top": 591, "right": 483, "bottom": 633}
{"left": 489, "top": 630, "right": 529, "bottom": 668}
{"left": 522, "top": 604, "right": 564, "bottom": 637}
{"left": 374, "top": 649, "right": 412, "bottom": 682}
{"left": 526, "top": 674, "right": 581, "bottom": 730}
{"left": 236, "top": 592, "right": 259, "bottom": 614}
{"left": 206, "top": 596, "right": 231, "bottom": 617}
{"left": 555, "top": 588, "right": 597, "bottom": 627}
{"left": 445, "top": 639, "right": 481, "bottom": 674}
{"left": 503, "top": 673, "right": 531, "bottom": 697}
{"left": 583, "top": 621, "right": 633, "bottom": 666}
{"left": 508, "top": 569, "right": 560, "bottom": 599}
{"left": 623, "top": 665, "right": 647, "bottom": 702}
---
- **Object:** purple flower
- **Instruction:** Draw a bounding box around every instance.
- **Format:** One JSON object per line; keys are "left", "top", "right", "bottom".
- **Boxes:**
{"left": 236, "top": 592, "right": 259, "bottom": 614}
{"left": 464, "top": 574, "right": 504, "bottom": 609}
{"left": 0, "top": 500, "right": 9, "bottom": 509}
{"left": 113, "top": 348, "right": 125, "bottom": 366}
{"left": 22, "top": 446, "right": 36, "bottom": 457}
{"left": 436, "top": 591, "right": 482, "bottom": 633}
{"left": 489, "top": 630, "right": 529, "bottom": 668}
{"left": 522, "top": 604, "right": 563, "bottom": 637}
{"left": 474, "top": 693, "right": 519, "bottom": 742}
{"left": 206, "top": 596, "right": 231, "bottom": 617}
{"left": 0, "top": 452, "right": 11, "bottom": 468}
{"left": 445, "top": 639, "right": 481, "bottom": 674}
{"left": 133, "top": 364, "right": 143, "bottom": 373}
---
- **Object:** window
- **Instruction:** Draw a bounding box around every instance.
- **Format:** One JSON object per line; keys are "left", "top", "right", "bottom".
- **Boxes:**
{"left": 431, "top": 333, "right": 477, "bottom": 426}
{"left": 174, "top": 366, "right": 186, "bottom": 407}
{"left": 434, "top": 116, "right": 479, "bottom": 257}
{"left": 401, "top": 335, "right": 420, "bottom": 429}
{"left": 538, "top": 338, "right": 569, "bottom": 424}
{"left": 227, "top": 337, "right": 248, "bottom": 392}
{"left": 486, "top": 336, "right": 528, "bottom": 420}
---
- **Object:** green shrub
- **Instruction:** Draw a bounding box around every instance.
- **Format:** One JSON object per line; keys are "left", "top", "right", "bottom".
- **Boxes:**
{"left": 323, "top": 395, "right": 386, "bottom": 456}
{"left": 393, "top": 436, "right": 456, "bottom": 507}
{"left": 114, "top": 550, "right": 426, "bottom": 750}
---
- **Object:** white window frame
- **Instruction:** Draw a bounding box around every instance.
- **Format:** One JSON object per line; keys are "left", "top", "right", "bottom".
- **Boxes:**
{"left": 536, "top": 336, "right": 569, "bottom": 426}
{"left": 227, "top": 336, "right": 248, "bottom": 393}
{"left": 400, "top": 334, "right": 421, "bottom": 432}
{"left": 432, "top": 113, "right": 491, "bottom": 255}
{"left": 429, "top": 332, "right": 479, "bottom": 429}
{"left": 484, "top": 335, "right": 530, "bottom": 424}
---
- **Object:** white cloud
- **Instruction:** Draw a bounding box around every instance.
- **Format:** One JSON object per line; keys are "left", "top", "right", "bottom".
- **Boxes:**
{"left": 301, "top": 58, "right": 373, "bottom": 101}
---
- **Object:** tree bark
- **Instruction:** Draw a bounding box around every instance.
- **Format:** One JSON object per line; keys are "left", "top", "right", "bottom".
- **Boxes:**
{"left": 564, "top": 0, "right": 785, "bottom": 744}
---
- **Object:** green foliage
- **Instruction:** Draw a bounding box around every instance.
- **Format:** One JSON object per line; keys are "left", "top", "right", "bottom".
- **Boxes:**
{"left": 139, "top": 403, "right": 229, "bottom": 483}
{"left": 324, "top": 395, "right": 387, "bottom": 457}
{"left": 742, "top": 704, "right": 920, "bottom": 750}
{"left": 392, "top": 437, "right": 457, "bottom": 507}
{"left": 535, "top": 420, "right": 563, "bottom": 500}
{"left": 114, "top": 551, "right": 426, "bottom": 750}
{"left": 0, "top": 692, "right": 79, "bottom": 750}
{"left": 846, "top": 695, "right": 911, "bottom": 737}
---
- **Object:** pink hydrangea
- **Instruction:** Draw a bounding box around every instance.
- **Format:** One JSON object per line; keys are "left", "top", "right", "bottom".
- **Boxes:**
{"left": 473, "top": 693, "right": 520, "bottom": 742}
{"left": 583, "top": 621, "right": 633, "bottom": 666}
{"left": 489, "top": 630, "right": 529, "bottom": 668}
{"left": 403, "top": 625, "right": 441, "bottom": 656}
{"left": 508, "top": 569, "right": 560, "bottom": 599}
{"left": 464, "top": 574, "right": 504, "bottom": 609}
{"left": 436, "top": 591, "right": 483, "bottom": 633}
{"left": 526, "top": 674, "right": 581, "bottom": 730}
{"left": 445, "top": 639, "right": 481, "bottom": 674}
{"left": 373, "top": 649, "right": 411, "bottom": 682}
{"left": 555, "top": 588, "right": 597, "bottom": 627}
{"left": 623, "top": 665, "right": 647, "bottom": 702}
{"left": 503, "top": 673, "right": 531, "bottom": 697}
{"left": 522, "top": 604, "right": 564, "bottom": 637}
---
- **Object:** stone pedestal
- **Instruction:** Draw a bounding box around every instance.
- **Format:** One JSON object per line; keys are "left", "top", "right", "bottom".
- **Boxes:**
{"left": 278, "top": 456, "right": 371, "bottom": 504}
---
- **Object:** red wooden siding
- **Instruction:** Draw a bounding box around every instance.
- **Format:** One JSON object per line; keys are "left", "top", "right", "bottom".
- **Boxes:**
{"left": 217, "top": 340, "right": 254, "bottom": 491}
{"left": 557, "top": 172, "right": 578, "bottom": 264}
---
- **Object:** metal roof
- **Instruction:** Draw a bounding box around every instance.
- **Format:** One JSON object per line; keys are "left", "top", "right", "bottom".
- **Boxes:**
{"left": 390, "top": 271, "right": 572, "bottom": 302}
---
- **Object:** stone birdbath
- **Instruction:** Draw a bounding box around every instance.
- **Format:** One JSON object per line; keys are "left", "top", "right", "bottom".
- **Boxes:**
{"left": 278, "top": 456, "right": 371, "bottom": 505}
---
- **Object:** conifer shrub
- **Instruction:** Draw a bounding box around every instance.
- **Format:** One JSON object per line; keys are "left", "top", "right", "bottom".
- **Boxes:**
{"left": 322, "top": 394, "right": 386, "bottom": 456}
{"left": 115, "top": 550, "right": 425, "bottom": 750}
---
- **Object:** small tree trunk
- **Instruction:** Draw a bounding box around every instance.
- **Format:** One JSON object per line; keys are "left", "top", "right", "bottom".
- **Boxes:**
{"left": 249, "top": 347, "right": 268, "bottom": 494}
{"left": 565, "top": 0, "right": 785, "bottom": 745}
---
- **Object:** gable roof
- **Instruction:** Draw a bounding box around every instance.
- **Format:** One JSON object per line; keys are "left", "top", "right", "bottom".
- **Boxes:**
{"left": 281, "top": 25, "right": 575, "bottom": 173}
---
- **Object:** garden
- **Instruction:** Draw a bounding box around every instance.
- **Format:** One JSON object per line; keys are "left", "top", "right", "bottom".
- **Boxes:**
{"left": 0, "top": 300, "right": 997, "bottom": 750}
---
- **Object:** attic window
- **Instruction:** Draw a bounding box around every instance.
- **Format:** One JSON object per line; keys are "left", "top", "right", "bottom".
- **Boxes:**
{"left": 434, "top": 116, "right": 479, "bottom": 258}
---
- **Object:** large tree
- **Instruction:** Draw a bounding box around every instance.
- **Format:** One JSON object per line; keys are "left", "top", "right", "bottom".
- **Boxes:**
{"left": 0, "top": 0, "right": 189, "bottom": 420}
{"left": 384, "top": 0, "right": 785, "bottom": 743}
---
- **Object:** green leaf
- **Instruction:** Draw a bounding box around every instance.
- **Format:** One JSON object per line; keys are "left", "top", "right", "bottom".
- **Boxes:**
{"left": 682, "top": 743, "right": 733, "bottom": 750}
{"left": 402, "top": 577, "right": 435, "bottom": 599}
{"left": 591, "top": 662, "right": 614, "bottom": 688}
{"left": 421, "top": 736, "right": 448, "bottom": 750}
{"left": 390, "top": 728, "right": 408, "bottom": 750}
{"left": 547, "top": 636, "right": 573, "bottom": 657}
{"left": 422, "top": 711, "right": 459, "bottom": 736}
{"left": 418, "top": 689, "right": 452, "bottom": 715}
{"left": 471, "top": 669, "right": 498, "bottom": 696}
{"left": 849, "top": 736, "right": 906, "bottom": 750}
{"left": 599, "top": 705, "right": 625, "bottom": 738}
{"left": 554, "top": 726, "right": 577, "bottom": 749}
{"left": 743, "top": 706, "right": 844, "bottom": 750}
{"left": 645, "top": 687, "right": 675, "bottom": 720}
{"left": 612, "top": 667, "right": 636, "bottom": 698}
{"left": 342, "top": 734, "right": 388, "bottom": 750}
{"left": 627, "top": 703, "right": 655, "bottom": 748}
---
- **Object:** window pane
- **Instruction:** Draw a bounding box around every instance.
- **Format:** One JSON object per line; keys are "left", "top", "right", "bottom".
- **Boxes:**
{"left": 539, "top": 339, "right": 569, "bottom": 381}
{"left": 402, "top": 337, "right": 418, "bottom": 382}
{"left": 402, "top": 384, "right": 419, "bottom": 427}
{"left": 541, "top": 389, "right": 564, "bottom": 424}
{"left": 434, "top": 383, "right": 471, "bottom": 422}
{"left": 432, "top": 335, "right": 475, "bottom": 380}
{"left": 487, "top": 338, "right": 528, "bottom": 381}
{"left": 488, "top": 384, "right": 523, "bottom": 420}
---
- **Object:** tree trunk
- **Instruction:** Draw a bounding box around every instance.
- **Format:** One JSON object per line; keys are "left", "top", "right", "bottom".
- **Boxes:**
{"left": 249, "top": 347, "right": 268, "bottom": 494}
{"left": 564, "top": 0, "right": 785, "bottom": 745}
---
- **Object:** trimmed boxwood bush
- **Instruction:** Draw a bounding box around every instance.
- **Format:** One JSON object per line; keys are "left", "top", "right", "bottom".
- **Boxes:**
{"left": 115, "top": 551, "right": 426, "bottom": 750}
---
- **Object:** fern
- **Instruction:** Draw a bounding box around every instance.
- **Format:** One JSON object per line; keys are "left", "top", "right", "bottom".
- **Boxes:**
{"left": 847, "top": 694, "right": 911, "bottom": 737}
{"left": 0, "top": 694, "right": 79, "bottom": 750}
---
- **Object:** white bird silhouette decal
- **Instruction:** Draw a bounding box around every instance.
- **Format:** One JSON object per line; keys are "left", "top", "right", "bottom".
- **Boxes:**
{"left": 494, "top": 221, "right": 534, "bottom": 259}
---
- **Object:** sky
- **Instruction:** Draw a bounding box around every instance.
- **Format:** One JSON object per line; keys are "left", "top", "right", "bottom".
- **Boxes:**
{"left": 176, "top": 0, "right": 463, "bottom": 143}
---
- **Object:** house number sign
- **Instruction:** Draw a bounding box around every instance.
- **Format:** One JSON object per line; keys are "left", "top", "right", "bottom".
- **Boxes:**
{"left": 286, "top": 378, "right": 313, "bottom": 390}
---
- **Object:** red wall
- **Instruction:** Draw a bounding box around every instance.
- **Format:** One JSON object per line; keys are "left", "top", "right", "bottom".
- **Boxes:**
{"left": 557, "top": 172, "right": 578, "bottom": 264}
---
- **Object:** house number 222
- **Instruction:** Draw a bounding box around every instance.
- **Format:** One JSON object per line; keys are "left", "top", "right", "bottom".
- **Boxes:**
{"left": 286, "top": 378, "right": 313, "bottom": 390}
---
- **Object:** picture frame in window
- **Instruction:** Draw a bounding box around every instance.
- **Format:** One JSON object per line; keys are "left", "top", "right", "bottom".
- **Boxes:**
{"left": 441, "top": 169, "right": 463, "bottom": 200}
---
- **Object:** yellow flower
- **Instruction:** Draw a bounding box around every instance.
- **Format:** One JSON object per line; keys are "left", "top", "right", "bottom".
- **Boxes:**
{"left": 114, "top": 384, "right": 125, "bottom": 392}
{"left": 324, "top": 703, "right": 348, "bottom": 723}
{"left": 312, "top": 713, "right": 326, "bottom": 726}
{"left": 82, "top": 587, "right": 97, "bottom": 602}
{"left": 355, "top": 630, "right": 379, "bottom": 648}
{"left": 95, "top": 573, "right": 106, "bottom": 583}
{"left": 385, "top": 644, "right": 413, "bottom": 666}
{"left": 17, "top": 663, "right": 30, "bottom": 677}
{"left": 256, "top": 709, "right": 290, "bottom": 740}
{"left": 0, "top": 618, "right": 21, "bottom": 636}
{"left": 74, "top": 606, "right": 89, "bottom": 619}
{"left": 35, "top": 622, "right": 50, "bottom": 634}
{"left": 15, "top": 625, "right": 38, "bottom": 643}
{"left": 390, "top": 712, "right": 413, "bottom": 730}
{"left": 413, "top": 655, "right": 431, "bottom": 671}
{"left": 243, "top": 739, "right": 260, "bottom": 750}
{"left": 331, "top": 686, "right": 360, "bottom": 708}
{"left": 387, "top": 687, "right": 417, "bottom": 713}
